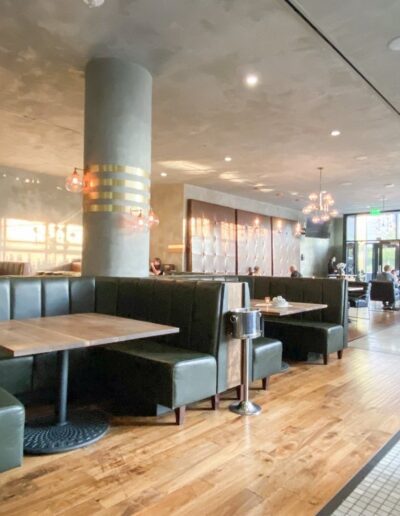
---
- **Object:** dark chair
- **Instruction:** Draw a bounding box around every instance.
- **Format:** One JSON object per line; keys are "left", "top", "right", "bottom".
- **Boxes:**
{"left": 348, "top": 282, "right": 371, "bottom": 319}
{"left": 370, "top": 281, "right": 400, "bottom": 311}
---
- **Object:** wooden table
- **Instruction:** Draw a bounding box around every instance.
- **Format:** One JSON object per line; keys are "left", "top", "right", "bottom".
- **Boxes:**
{"left": 251, "top": 300, "right": 328, "bottom": 316}
{"left": 251, "top": 300, "right": 328, "bottom": 371}
{"left": 0, "top": 313, "right": 179, "bottom": 454}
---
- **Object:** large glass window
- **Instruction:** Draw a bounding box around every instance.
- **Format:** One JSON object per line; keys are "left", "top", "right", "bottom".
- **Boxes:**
{"left": 0, "top": 218, "right": 82, "bottom": 272}
{"left": 345, "top": 210, "right": 400, "bottom": 278}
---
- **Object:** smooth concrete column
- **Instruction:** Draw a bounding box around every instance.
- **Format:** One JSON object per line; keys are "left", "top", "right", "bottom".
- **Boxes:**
{"left": 82, "top": 57, "right": 152, "bottom": 277}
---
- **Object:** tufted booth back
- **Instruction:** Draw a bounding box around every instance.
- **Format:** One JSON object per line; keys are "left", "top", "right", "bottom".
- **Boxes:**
{"left": 238, "top": 276, "right": 348, "bottom": 326}
{"left": 0, "top": 276, "right": 230, "bottom": 398}
{"left": 0, "top": 277, "right": 96, "bottom": 321}
{"left": 0, "top": 276, "right": 224, "bottom": 358}
{"left": 95, "top": 277, "right": 224, "bottom": 357}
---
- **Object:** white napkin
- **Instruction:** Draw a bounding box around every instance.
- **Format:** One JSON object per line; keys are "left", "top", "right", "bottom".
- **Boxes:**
{"left": 272, "top": 296, "right": 288, "bottom": 307}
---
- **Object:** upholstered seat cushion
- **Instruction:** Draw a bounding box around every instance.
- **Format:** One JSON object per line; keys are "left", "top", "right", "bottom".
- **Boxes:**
{"left": 252, "top": 337, "right": 282, "bottom": 381}
{"left": 0, "top": 349, "right": 33, "bottom": 395}
{"left": 105, "top": 340, "right": 217, "bottom": 409}
{"left": 0, "top": 388, "right": 25, "bottom": 473}
{"left": 264, "top": 319, "right": 343, "bottom": 356}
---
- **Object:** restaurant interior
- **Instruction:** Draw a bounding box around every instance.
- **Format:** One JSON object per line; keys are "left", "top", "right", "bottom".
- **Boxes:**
{"left": 0, "top": 1, "right": 400, "bottom": 515}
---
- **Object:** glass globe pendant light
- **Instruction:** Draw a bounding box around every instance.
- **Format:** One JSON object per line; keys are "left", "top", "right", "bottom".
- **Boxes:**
{"left": 65, "top": 168, "right": 83, "bottom": 193}
{"left": 302, "top": 167, "right": 338, "bottom": 223}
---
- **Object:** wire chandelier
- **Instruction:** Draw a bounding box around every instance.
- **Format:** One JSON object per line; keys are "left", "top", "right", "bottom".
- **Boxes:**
{"left": 302, "top": 167, "right": 339, "bottom": 223}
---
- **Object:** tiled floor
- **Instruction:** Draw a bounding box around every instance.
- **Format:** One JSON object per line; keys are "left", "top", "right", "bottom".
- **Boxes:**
{"left": 332, "top": 439, "right": 400, "bottom": 515}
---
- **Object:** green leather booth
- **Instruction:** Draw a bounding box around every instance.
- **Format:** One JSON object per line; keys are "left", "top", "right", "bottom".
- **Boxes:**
{"left": 0, "top": 387, "right": 24, "bottom": 473}
{"left": 238, "top": 276, "right": 348, "bottom": 364}
{"left": 165, "top": 274, "right": 283, "bottom": 385}
{"left": 0, "top": 276, "right": 282, "bottom": 444}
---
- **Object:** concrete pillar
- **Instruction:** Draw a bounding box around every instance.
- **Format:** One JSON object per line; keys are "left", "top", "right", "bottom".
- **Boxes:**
{"left": 82, "top": 57, "right": 152, "bottom": 277}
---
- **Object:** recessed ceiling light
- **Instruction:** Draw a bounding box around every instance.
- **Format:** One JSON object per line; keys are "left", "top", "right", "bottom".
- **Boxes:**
{"left": 388, "top": 36, "right": 400, "bottom": 51}
{"left": 385, "top": 183, "right": 395, "bottom": 188}
{"left": 340, "top": 182, "right": 352, "bottom": 186}
{"left": 290, "top": 191, "right": 298, "bottom": 196}
{"left": 160, "top": 172, "right": 167, "bottom": 177}
{"left": 15, "top": 177, "right": 20, "bottom": 181}
{"left": 2, "top": 173, "right": 6, "bottom": 178}
{"left": 83, "top": 0, "right": 105, "bottom": 7}
{"left": 245, "top": 74, "right": 259, "bottom": 87}
{"left": 231, "top": 178, "right": 245, "bottom": 183}
{"left": 36, "top": 179, "right": 40, "bottom": 184}
{"left": 220, "top": 172, "right": 238, "bottom": 180}
{"left": 260, "top": 188, "right": 274, "bottom": 193}
{"left": 224, "top": 156, "right": 232, "bottom": 162}
{"left": 330, "top": 130, "right": 341, "bottom": 137}
{"left": 56, "top": 186, "right": 63, "bottom": 191}
{"left": 355, "top": 155, "right": 367, "bottom": 161}
{"left": 254, "top": 183, "right": 265, "bottom": 188}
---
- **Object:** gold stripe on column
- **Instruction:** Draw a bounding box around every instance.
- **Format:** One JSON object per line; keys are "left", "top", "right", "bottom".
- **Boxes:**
{"left": 85, "top": 192, "right": 148, "bottom": 203}
{"left": 85, "top": 177, "right": 149, "bottom": 192}
{"left": 84, "top": 204, "right": 145, "bottom": 214}
{"left": 87, "top": 164, "right": 150, "bottom": 178}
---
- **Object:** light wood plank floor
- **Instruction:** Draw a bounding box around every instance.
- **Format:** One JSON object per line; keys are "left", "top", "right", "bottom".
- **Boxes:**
{"left": 1, "top": 337, "right": 400, "bottom": 515}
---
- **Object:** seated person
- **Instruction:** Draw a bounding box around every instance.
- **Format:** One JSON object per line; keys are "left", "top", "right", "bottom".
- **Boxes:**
{"left": 289, "top": 265, "right": 302, "bottom": 278}
{"left": 247, "top": 267, "right": 253, "bottom": 276}
{"left": 377, "top": 264, "right": 399, "bottom": 309}
{"left": 253, "top": 266, "right": 261, "bottom": 276}
{"left": 150, "top": 257, "right": 163, "bottom": 276}
{"left": 328, "top": 256, "right": 338, "bottom": 275}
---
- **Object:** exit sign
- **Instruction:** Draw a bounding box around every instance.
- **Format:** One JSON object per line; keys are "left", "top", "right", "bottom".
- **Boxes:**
{"left": 370, "top": 208, "right": 381, "bottom": 215}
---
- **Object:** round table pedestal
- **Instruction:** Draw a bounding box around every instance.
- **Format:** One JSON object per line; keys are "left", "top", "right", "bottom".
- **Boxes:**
{"left": 24, "top": 410, "right": 109, "bottom": 454}
{"left": 24, "top": 350, "right": 109, "bottom": 455}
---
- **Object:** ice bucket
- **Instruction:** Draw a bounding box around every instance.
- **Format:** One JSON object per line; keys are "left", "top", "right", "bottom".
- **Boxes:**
{"left": 230, "top": 308, "right": 262, "bottom": 339}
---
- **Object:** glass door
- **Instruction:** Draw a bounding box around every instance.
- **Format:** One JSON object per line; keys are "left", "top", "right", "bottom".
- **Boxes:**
{"left": 378, "top": 241, "right": 400, "bottom": 275}
{"left": 356, "top": 242, "right": 375, "bottom": 281}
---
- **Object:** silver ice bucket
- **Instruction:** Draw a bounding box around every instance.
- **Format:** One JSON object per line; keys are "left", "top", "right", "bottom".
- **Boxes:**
{"left": 230, "top": 308, "right": 262, "bottom": 339}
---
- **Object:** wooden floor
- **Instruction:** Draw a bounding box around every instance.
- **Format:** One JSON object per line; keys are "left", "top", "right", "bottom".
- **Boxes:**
{"left": 1, "top": 322, "right": 400, "bottom": 515}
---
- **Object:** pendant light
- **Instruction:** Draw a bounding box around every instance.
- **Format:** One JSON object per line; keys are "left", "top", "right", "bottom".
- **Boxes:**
{"left": 302, "top": 167, "right": 338, "bottom": 223}
{"left": 65, "top": 168, "right": 83, "bottom": 193}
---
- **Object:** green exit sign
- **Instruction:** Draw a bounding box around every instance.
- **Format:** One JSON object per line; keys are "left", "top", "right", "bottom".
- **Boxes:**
{"left": 370, "top": 208, "right": 381, "bottom": 216}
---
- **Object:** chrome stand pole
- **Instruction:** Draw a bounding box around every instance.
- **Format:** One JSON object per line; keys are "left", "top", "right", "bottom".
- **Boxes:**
{"left": 229, "top": 337, "right": 262, "bottom": 416}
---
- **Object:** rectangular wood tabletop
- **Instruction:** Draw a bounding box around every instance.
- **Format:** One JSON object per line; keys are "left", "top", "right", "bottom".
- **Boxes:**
{"left": 251, "top": 300, "right": 328, "bottom": 317}
{"left": 0, "top": 313, "right": 179, "bottom": 358}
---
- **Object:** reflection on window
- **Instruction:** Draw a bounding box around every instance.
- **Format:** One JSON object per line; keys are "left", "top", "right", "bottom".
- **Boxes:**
{"left": 0, "top": 218, "right": 82, "bottom": 272}
{"left": 347, "top": 212, "right": 398, "bottom": 242}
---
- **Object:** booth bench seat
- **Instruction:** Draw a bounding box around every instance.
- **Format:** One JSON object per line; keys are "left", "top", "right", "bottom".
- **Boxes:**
{"left": 0, "top": 388, "right": 25, "bottom": 473}
{"left": 238, "top": 275, "right": 348, "bottom": 364}
{"left": 252, "top": 337, "right": 283, "bottom": 386}
{"left": 0, "top": 276, "right": 283, "bottom": 435}
{"left": 106, "top": 340, "right": 217, "bottom": 424}
{"left": 261, "top": 319, "right": 343, "bottom": 364}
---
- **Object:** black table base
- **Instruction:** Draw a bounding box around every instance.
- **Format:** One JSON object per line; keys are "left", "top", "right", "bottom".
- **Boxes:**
{"left": 24, "top": 349, "right": 109, "bottom": 455}
{"left": 24, "top": 410, "right": 109, "bottom": 454}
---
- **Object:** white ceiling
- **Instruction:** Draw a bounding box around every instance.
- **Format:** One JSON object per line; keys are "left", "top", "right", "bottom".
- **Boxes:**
{"left": 0, "top": 0, "right": 400, "bottom": 213}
